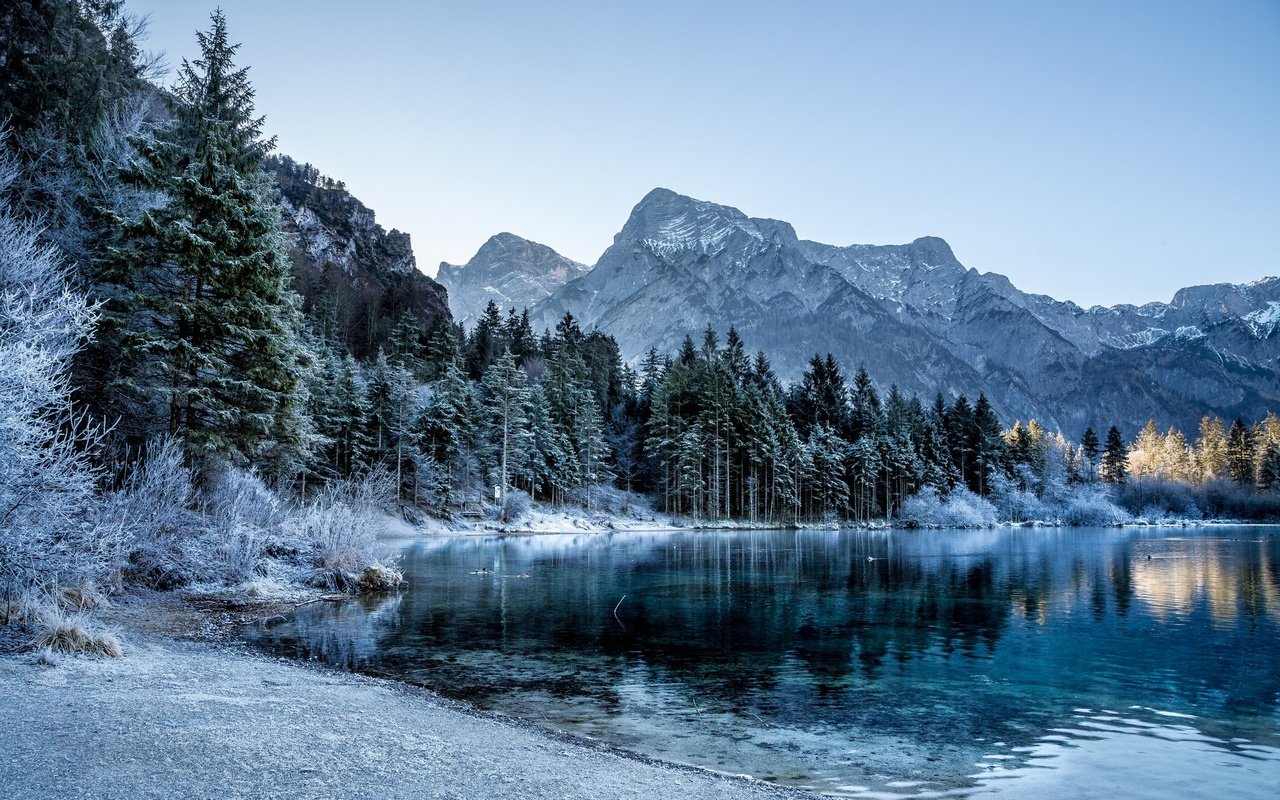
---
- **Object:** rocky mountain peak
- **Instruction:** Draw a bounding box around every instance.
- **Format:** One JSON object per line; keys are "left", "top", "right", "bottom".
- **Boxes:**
{"left": 907, "top": 236, "right": 959, "bottom": 267}
{"left": 266, "top": 154, "right": 450, "bottom": 360}
{"left": 618, "top": 188, "right": 798, "bottom": 259}
{"left": 436, "top": 233, "right": 588, "bottom": 324}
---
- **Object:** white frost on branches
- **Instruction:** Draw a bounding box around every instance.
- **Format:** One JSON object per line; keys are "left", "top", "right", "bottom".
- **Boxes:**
{"left": 0, "top": 136, "right": 124, "bottom": 602}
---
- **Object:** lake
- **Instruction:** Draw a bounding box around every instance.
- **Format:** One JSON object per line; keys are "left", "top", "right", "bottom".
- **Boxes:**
{"left": 247, "top": 526, "right": 1280, "bottom": 798}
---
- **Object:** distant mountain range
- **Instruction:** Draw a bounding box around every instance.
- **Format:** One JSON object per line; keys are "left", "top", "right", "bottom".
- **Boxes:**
{"left": 440, "top": 188, "right": 1279, "bottom": 436}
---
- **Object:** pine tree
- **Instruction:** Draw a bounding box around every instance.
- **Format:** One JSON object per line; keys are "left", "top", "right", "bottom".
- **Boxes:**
{"left": 1227, "top": 418, "right": 1254, "bottom": 485}
{"left": 1257, "top": 441, "right": 1280, "bottom": 493}
{"left": 575, "top": 386, "right": 612, "bottom": 512}
{"left": 527, "top": 385, "right": 573, "bottom": 503}
{"left": 329, "top": 353, "right": 372, "bottom": 476}
{"left": 420, "top": 357, "right": 475, "bottom": 508}
{"left": 1080, "top": 426, "right": 1101, "bottom": 482}
{"left": 480, "top": 349, "right": 533, "bottom": 519}
{"left": 1101, "top": 426, "right": 1128, "bottom": 485}
{"left": 972, "top": 394, "right": 1005, "bottom": 495}
{"left": 808, "top": 423, "right": 849, "bottom": 518}
{"left": 1195, "top": 416, "right": 1228, "bottom": 483}
{"left": 103, "top": 10, "right": 311, "bottom": 473}
{"left": 465, "top": 300, "right": 503, "bottom": 379}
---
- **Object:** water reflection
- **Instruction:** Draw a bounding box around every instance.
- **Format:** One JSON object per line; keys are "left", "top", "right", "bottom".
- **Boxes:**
{"left": 249, "top": 527, "right": 1280, "bottom": 797}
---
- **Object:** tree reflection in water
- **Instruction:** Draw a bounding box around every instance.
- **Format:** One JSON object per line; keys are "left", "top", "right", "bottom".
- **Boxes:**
{"left": 251, "top": 527, "right": 1280, "bottom": 794}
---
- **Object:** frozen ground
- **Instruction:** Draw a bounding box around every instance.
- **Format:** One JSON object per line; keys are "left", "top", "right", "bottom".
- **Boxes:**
{"left": 0, "top": 630, "right": 805, "bottom": 800}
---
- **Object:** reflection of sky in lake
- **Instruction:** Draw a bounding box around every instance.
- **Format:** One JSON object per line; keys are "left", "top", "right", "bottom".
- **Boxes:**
{"left": 248, "top": 527, "right": 1280, "bottom": 797}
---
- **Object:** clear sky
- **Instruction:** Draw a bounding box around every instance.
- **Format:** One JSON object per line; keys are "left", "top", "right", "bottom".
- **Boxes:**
{"left": 126, "top": 0, "right": 1279, "bottom": 308}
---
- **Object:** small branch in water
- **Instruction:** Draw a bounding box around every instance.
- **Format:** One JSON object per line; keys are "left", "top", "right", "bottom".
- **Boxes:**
{"left": 613, "top": 594, "right": 627, "bottom": 617}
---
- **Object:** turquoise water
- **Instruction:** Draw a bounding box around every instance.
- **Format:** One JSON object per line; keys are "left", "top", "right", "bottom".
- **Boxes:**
{"left": 248, "top": 527, "right": 1280, "bottom": 797}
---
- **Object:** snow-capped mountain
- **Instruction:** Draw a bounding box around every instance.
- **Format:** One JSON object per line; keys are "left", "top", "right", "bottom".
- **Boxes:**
{"left": 507, "top": 188, "right": 1276, "bottom": 435}
{"left": 437, "top": 233, "right": 589, "bottom": 324}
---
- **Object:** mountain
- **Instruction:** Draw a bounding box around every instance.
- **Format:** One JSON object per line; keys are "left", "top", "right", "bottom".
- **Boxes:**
{"left": 267, "top": 155, "right": 451, "bottom": 359}
{"left": 437, "top": 233, "right": 589, "bottom": 324}
{"left": 522, "top": 188, "right": 1277, "bottom": 436}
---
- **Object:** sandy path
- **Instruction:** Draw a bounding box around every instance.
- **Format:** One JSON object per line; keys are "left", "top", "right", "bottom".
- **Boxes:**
{"left": 0, "top": 635, "right": 806, "bottom": 800}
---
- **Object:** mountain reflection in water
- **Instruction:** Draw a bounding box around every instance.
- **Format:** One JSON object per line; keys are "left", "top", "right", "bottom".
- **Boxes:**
{"left": 249, "top": 527, "right": 1280, "bottom": 798}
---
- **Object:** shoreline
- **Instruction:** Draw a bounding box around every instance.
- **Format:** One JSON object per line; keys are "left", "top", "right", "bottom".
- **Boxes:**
{"left": 0, "top": 593, "right": 810, "bottom": 800}
{"left": 3, "top": 523, "right": 1274, "bottom": 798}
{"left": 412, "top": 514, "right": 1271, "bottom": 538}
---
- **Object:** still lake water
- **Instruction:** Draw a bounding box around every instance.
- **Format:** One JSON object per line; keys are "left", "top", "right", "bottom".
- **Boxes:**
{"left": 248, "top": 527, "right": 1280, "bottom": 798}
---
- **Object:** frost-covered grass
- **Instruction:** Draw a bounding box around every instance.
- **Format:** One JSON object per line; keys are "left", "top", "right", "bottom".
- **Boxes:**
{"left": 108, "top": 439, "right": 403, "bottom": 596}
{"left": 31, "top": 605, "right": 122, "bottom": 658}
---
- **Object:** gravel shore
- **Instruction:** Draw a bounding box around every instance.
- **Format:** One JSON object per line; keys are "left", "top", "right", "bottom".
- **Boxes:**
{"left": 0, "top": 630, "right": 807, "bottom": 800}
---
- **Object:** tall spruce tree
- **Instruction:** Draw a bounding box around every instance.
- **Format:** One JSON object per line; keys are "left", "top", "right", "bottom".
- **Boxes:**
{"left": 1080, "top": 426, "right": 1100, "bottom": 482}
{"left": 1227, "top": 418, "right": 1254, "bottom": 484}
{"left": 1101, "top": 426, "right": 1128, "bottom": 485}
{"left": 480, "top": 349, "right": 532, "bottom": 519}
{"left": 104, "top": 10, "right": 311, "bottom": 474}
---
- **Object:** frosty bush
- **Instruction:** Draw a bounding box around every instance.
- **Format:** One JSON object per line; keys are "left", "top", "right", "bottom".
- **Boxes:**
{"left": 110, "top": 437, "right": 204, "bottom": 589}
{"left": 292, "top": 470, "right": 402, "bottom": 593}
{"left": 0, "top": 136, "right": 125, "bottom": 606}
{"left": 1200, "top": 479, "right": 1280, "bottom": 521}
{"left": 582, "top": 485, "right": 648, "bottom": 515}
{"left": 1117, "top": 479, "right": 1203, "bottom": 519}
{"left": 113, "top": 440, "right": 283, "bottom": 587}
{"left": 901, "top": 488, "right": 998, "bottom": 528}
{"left": 1060, "top": 488, "right": 1130, "bottom": 526}
{"left": 501, "top": 489, "right": 532, "bottom": 522}
{"left": 988, "top": 473, "right": 1047, "bottom": 523}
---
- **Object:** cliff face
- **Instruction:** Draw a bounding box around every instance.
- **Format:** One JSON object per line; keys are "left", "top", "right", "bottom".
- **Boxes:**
{"left": 268, "top": 155, "right": 451, "bottom": 359}
{"left": 522, "top": 188, "right": 1278, "bottom": 436}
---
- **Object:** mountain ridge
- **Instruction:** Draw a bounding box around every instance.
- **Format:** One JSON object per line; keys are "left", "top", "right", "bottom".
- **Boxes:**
{"left": 462, "top": 187, "right": 1278, "bottom": 435}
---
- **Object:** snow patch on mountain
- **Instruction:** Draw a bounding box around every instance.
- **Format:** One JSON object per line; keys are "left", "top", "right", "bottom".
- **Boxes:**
{"left": 1244, "top": 302, "right": 1280, "bottom": 337}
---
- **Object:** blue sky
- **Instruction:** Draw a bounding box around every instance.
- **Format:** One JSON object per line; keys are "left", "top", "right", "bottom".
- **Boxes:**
{"left": 127, "top": 0, "right": 1279, "bottom": 307}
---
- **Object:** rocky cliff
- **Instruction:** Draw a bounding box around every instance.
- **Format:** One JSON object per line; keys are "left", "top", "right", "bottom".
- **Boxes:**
{"left": 267, "top": 155, "right": 451, "bottom": 359}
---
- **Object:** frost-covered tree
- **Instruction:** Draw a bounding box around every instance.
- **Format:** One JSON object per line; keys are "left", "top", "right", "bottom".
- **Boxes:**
{"left": 1227, "top": 418, "right": 1255, "bottom": 485}
{"left": 1195, "top": 416, "right": 1228, "bottom": 484}
{"left": 0, "top": 143, "right": 121, "bottom": 604}
{"left": 808, "top": 423, "right": 849, "bottom": 518}
{"left": 418, "top": 357, "right": 475, "bottom": 507}
{"left": 1256, "top": 441, "right": 1280, "bottom": 493}
{"left": 480, "top": 349, "right": 532, "bottom": 519}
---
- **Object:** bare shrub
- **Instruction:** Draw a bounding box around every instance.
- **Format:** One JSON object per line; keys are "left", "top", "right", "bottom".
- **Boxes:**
{"left": 1117, "top": 479, "right": 1203, "bottom": 519}
{"left": 902, "top": 488, "right": 998, "bottom": 528}
{"left": 291, "top": 470, "right": 402, "bottom": 594}
{"left": 1060, "top": 489, "right": 1130, "bottom": 526}
{"left": 501, "top": 489, "right": 532, "bottom": 522}
{"left": 109, "top": 437, "right": 203, "bottom": 589}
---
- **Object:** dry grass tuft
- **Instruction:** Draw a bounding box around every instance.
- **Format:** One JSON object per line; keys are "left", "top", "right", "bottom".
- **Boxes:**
{"left": 59, "top": 580, "right": 110, "bottom": 611}
{"left": 32, "top": 608, "right": 123, "bottom": 658}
